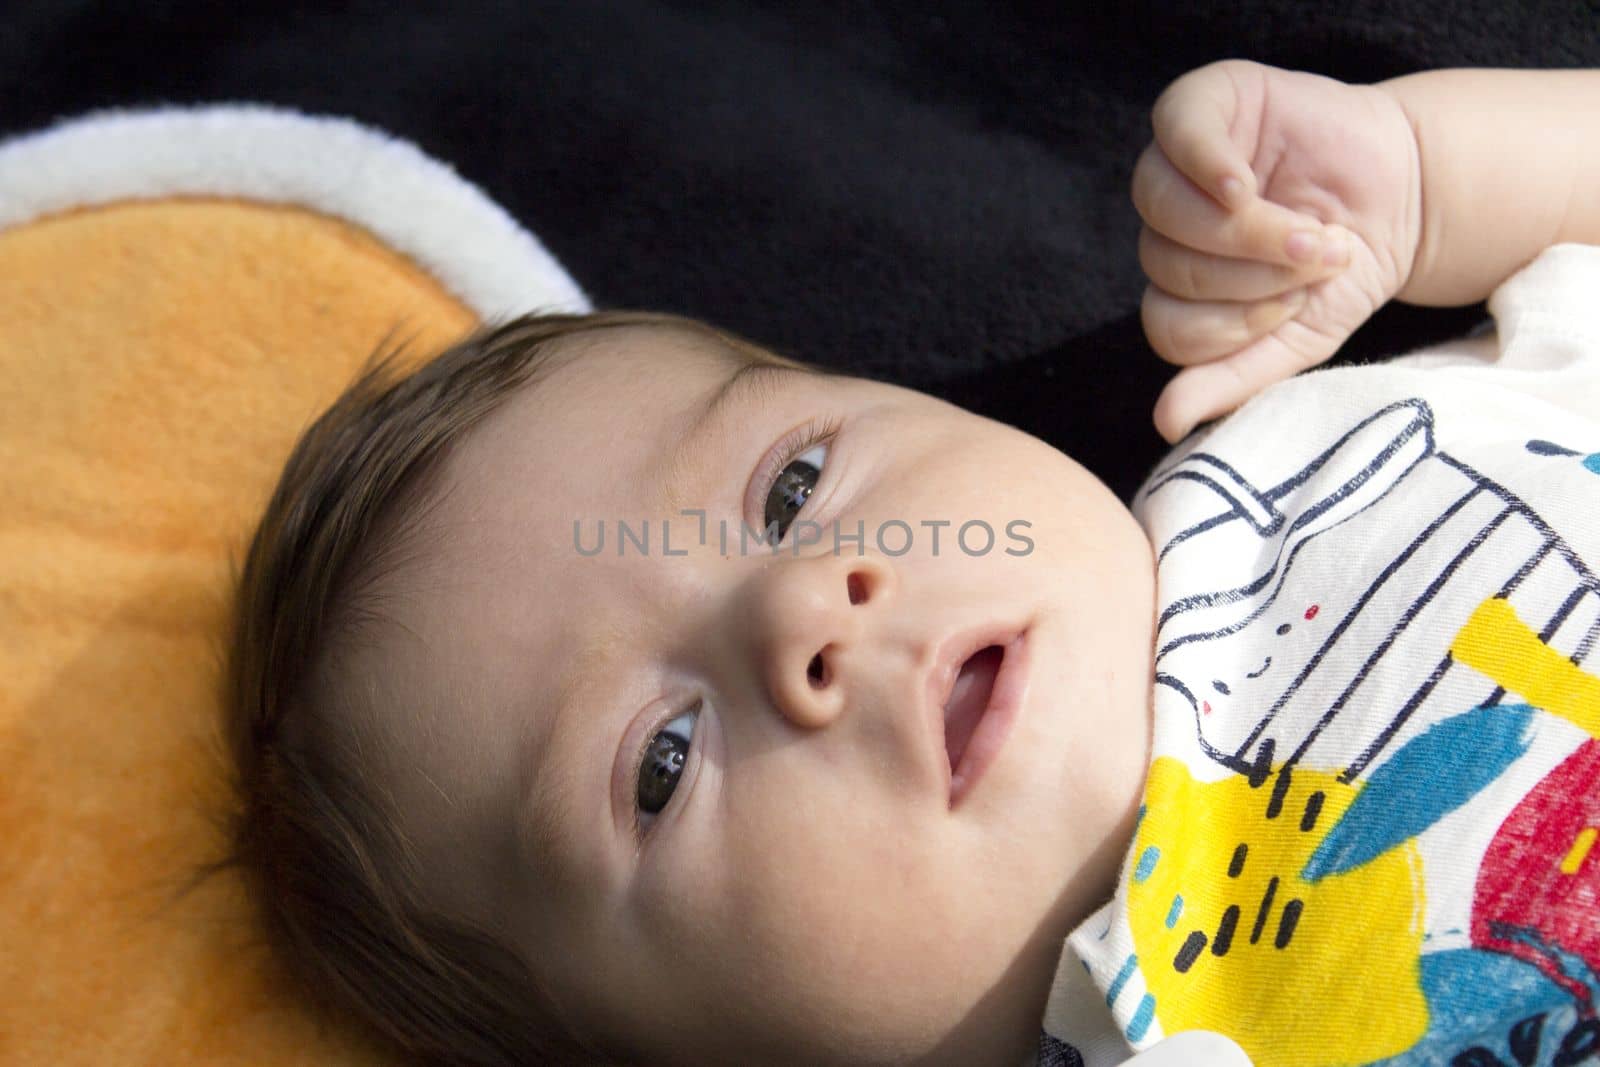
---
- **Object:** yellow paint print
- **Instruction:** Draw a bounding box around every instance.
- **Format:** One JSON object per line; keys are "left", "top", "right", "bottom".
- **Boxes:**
{"left": 1560, "top": 826, "right": 1598, "bottom": 875}
{"left": 1450, "top": 597, "right": 1600, "bottom": 737}
{"left": 1126, "top": 757, "right": 1428, "bottom": 1067}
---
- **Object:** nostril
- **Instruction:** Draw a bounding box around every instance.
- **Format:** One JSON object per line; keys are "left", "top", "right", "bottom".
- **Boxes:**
{"left": 807, "top": 650, "right": 829, "bottom": 688}
{"left": 847, "top": 572, "right": 867, "bottom": 605}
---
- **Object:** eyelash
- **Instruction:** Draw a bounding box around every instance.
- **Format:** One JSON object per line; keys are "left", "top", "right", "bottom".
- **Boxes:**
{"left": 630, "top": 700, "right": 701, "bottom": 839}
{"left": 627, "top": 412, "right": 844, "bottom": 838}
{"left": 748, "top": 413, "right": 843, "bottom": 543}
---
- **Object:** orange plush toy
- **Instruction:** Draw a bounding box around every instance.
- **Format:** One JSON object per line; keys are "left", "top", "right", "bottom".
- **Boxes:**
{"left": 0, "top": 106, "right": 587, "bottom": 1061}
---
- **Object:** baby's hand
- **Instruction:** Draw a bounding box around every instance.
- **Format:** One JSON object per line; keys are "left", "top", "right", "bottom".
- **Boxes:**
{"left": 1132, "top": 60, "right": 1423, "bottom": 443}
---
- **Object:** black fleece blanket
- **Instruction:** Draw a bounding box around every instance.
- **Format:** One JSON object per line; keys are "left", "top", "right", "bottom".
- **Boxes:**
{"left": 5, "top": 0, "right": 1592, "bottom": 500}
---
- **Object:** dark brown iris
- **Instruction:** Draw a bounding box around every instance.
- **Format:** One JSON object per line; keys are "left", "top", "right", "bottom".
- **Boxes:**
{"left": 764, "top": 461, "right": 817, "bottom": 541}
{"left": 638, "top": 731, "right": 688, "bottom": 814}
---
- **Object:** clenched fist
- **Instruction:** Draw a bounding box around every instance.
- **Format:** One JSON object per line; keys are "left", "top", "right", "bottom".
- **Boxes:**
{"left": 1133, "top": 59, "right": 1424, "bottom": 443}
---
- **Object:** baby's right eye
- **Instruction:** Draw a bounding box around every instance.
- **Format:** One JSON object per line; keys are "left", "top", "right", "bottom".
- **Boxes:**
{"left": 635, "top": 701, "right": 700, "bottom": 831}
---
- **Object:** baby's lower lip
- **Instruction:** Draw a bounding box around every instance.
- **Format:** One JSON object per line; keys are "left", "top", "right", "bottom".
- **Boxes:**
{"left": 949, "top": 629, "right": 1029, "bottom": 808}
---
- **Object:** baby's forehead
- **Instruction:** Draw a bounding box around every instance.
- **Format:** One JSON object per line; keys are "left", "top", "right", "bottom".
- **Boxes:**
{"left": 454, "top": 324, "right": 817, "bottom": 484}
{"left": 417, "top": 321, "right": 796, "bottom": 581}
{"left": 542, "top": 322, "right": 764, "bottom": 391}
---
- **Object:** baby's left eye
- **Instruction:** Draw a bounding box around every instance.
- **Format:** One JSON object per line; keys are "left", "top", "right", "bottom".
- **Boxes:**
{"left": 763, "top": 443, "right": 827, "bottom": 543}
{"left": 636, "top": 703, "right": 699, "bottom": 831}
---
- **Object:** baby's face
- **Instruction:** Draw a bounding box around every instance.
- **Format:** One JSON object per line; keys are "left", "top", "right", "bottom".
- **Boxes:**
{"left": 356, "top": 326, "right": 1156, "bottom": 1066}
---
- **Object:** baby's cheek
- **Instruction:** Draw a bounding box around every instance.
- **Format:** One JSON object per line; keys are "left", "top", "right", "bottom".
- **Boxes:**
{"left": 688, "top": 803, "right": 932, "bottom": 1032}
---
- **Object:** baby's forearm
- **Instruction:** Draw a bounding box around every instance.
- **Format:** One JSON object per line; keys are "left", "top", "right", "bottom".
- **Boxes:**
{"left": 1377, "top": 67, "right": 1600, "bottom": 307}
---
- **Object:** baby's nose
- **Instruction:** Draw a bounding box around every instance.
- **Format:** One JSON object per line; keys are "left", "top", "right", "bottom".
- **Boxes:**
{"left": 750, "top": 554, "right": 892, "bottom": 730}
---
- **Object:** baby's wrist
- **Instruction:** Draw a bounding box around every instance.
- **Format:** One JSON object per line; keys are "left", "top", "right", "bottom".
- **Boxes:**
{"left": 1375, "top": 68, "right": 1600, "bottom": 307}
{"left": 1368, "top": 80, "right": 1427, "bottom": 308}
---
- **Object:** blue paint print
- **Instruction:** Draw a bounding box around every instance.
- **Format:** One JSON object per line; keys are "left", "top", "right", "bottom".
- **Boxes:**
{"left": 1369, "top": 947, "right": 1569, "bottom": 1066}
{"left": 1106, "top": 954, "right": 1138, "bottom": 1009}
{"left": 1165, "top": 895, "right": 1183, "bottom": 929}
{"left": 1303, "top": 703, "right": 1535, "bottom": 882}
{"left": 1127, "top": 994, "right": 1157, "bottom": 1043}
{"left": 1133, "top": 846, "right": 1160, "bottom": 884}
{"left": 1492, "top": 922, "right": 1600, "bottom": 1001}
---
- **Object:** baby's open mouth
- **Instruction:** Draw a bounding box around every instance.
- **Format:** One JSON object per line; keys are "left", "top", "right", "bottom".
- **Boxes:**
{"left": 942, "top": 645, "right": 1003, "bottom": 774}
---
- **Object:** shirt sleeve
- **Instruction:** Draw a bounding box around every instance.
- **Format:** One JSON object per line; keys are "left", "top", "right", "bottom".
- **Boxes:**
{"left": 1043, "top": 906, "right": 1142, "bottom": 1066}
{"left": 1382, "top": 242, "right": 1600, "bottom": 422}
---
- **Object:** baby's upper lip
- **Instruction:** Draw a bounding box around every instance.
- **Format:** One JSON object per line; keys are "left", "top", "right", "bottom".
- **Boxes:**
{"left": 923, "top": 621, "right": 1026, "bottom": 798}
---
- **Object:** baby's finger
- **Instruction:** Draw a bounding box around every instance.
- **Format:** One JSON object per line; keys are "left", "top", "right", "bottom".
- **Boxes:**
{"left": 1139, "top": 225, "right": 1313, "bottom": 303}
{"left": 1131, "top": 139, "right": 1352, "bottom": 272}
{"left": 1141, "top": 282, "right": 1307, "bottom": 368}
{"left": 1151, "top": 326, "right": 1331, "bottom": 444}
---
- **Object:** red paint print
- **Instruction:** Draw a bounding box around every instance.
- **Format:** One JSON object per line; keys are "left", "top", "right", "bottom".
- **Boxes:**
{"left": 1473, "top": 739, "right": 1600, "bottom": 1005}
{"left": 1304, "top": 604, "right": 1320, "bottom": 620}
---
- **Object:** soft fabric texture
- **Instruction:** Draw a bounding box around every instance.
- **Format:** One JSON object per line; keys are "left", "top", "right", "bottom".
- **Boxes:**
{"left": 0, "top": 107, "right": 583, "bottom": 1062}
{"left": 6, "top": 0, "right": 1568, "bottom": 505}
{"left": 1050, "top": 245, "right": 1600, "bottom": 1066}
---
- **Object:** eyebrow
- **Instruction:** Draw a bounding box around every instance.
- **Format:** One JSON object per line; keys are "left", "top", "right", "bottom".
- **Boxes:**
{"left": 517, "top": 619, "right": 617, "bottom": 883}
{"left": 660, "top": 359, "right": 796, "bottom": 515}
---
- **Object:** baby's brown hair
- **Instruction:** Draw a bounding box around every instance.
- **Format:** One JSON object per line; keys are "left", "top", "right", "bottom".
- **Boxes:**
{"left": 212, "top": 309, "right": 798, "bottom": 1066}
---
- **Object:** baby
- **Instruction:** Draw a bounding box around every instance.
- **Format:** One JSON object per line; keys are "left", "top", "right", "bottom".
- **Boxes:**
{"left": 220, "top": 59, "right": 1600, "bottom": 1067}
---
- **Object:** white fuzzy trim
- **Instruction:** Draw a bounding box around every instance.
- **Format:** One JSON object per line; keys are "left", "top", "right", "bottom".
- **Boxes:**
{"left": 0, "top": 103, "right": 590, "bottom": 319}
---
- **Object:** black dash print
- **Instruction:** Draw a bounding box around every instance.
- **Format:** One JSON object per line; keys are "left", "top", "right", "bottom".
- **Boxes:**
{"left": 1174, "top": 931, "right": 1208, "bottom": 973}
{"left": 1251, "top": 877, "right": 1279, "bottom": 945}
{"left": 1266, "top": 767, "right": 1293, "bottom": 819}
{"left": 1246, "top": 657, "right": 1273, "bottom": 679}
{"left": 1275, "top": 899, "right": 1304, "bottom": 949}
{"left": 1301, "top": 791, "right": 1325, "bottom": 832}
{"left": 1212, "top": 905, "right": 1240, "bottom": 957}
{"left": 1227, "top": 843, "right": 1247, "bottom": 878}
{"left": 1212, "top": 679, "right": 1231, "bottom": 695}
{"left": 1247, "top": 740, "right": 1274, "bottom": 789}
{"left": 1275, "top": 623, "right": 1291, "bottom": 636}
{"left": 1526, "top": 439, "right": 1581, "bottom": 457}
